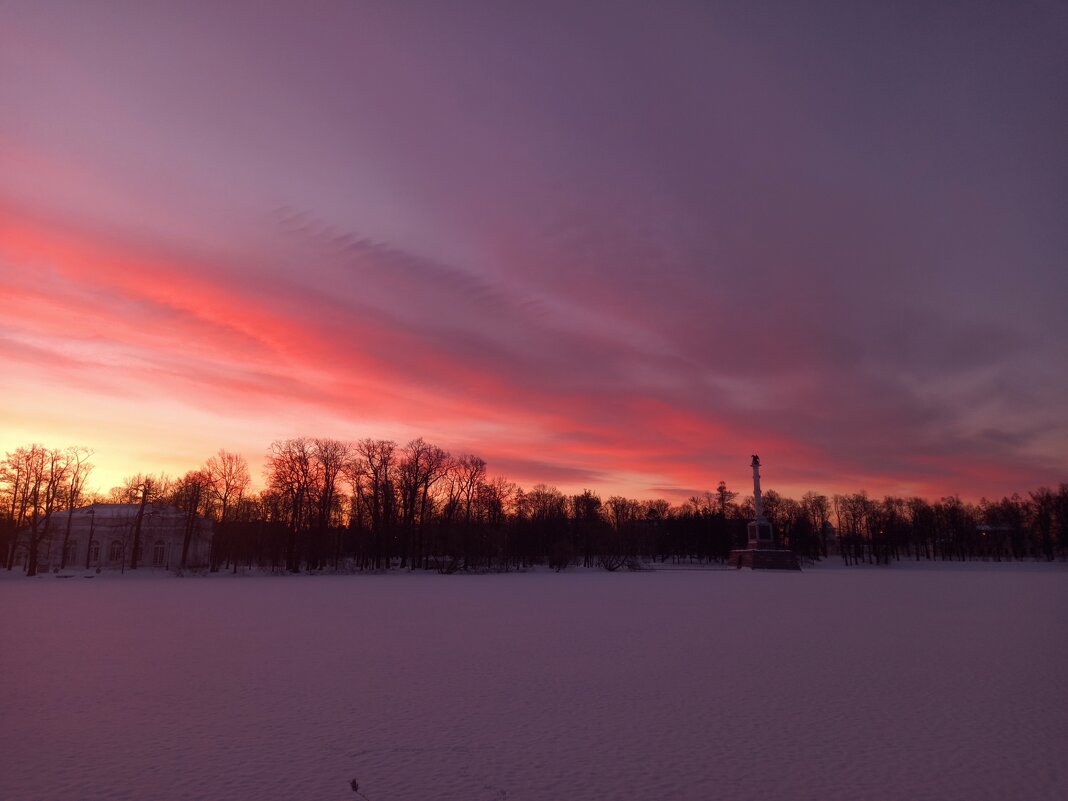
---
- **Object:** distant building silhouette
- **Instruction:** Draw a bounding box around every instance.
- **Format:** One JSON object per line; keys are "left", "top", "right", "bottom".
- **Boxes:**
{"left": 10, "top": 503, "right": 212, "bottom": 573}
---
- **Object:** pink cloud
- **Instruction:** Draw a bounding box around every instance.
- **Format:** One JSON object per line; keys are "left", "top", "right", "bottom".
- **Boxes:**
{"left": 2, "top": 1, "right": 1064, "bottom": 501}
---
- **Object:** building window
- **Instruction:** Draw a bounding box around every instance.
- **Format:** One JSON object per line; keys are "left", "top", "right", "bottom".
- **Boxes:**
{"left": 64, "top": 540, "right": 78, "bottom": 565}
{"left": 152, "top": 541, "right": 166, "bottom": 566}
{"left": 89, "top": 542, "right": 100, "bottom": 564}
{"left": 108, "top": 540, "right": 124, "bottom": 563}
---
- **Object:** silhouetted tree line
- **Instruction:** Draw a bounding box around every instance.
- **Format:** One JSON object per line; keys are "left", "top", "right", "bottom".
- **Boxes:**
{"left": 2, "top": 439, "right": 1067, "bottom": 575}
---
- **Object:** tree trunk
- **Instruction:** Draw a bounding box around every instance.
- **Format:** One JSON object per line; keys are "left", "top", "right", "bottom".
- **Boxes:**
{"left": 60, "top": 511, "right": 74, "bottom": 569}
{"left": 181, "top": 506, "right": 196, "bottom": 569}
{"left": 26, "top": 526, "right": 40, "bottom": 577}
{"left": 85, "top": 514, "right": 96, "bottom": 570}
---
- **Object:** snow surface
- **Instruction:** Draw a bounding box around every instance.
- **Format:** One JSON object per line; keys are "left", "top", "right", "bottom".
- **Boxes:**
{"left": 2, "top": 562, "right": 1066, "bottom": 801}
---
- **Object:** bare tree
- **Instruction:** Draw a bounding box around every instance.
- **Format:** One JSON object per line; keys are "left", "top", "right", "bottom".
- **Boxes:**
{"left": 715, "top": 481, "right": 738, "bottom": 517}
{"left": 451, "top": 455, "right": 486, "bottom": 524}
{"left": 397, "top": 438, "right": 450, "bottom": 569}
{"left": 58, "top": 447, "right": 94, "bottom": 569}
{"left": 802, "top": 491, "right": 831, "bottom": 556}
{"left": 122, "top": 474, "right": 167, "bottom": 570}
{"left": 171, "top": 469, "right": 213, "bottom": 569}
{"left": 520, "top": 484, "right": 568, "bottom": 569}
{"left": 15, "top": 446, "right": 70, "bottom": 576}
{"left": 1029, "top": 487, "right": 1056, "bottom": 561}
{"left": 602, "top": 495, "right": 641, "bottom": 570}
{"left": 111, "top": 473, "right": 170, "bottom": 505}
{"left": 313, "top": 438, "right": 352, "bottom": 568}
{"left": 569, "top": 489, "right": 602, "bottom": 568}
{"left": 2, "top": 446, "right": 35, "bottom": 570}
{"left": 205, "top": 450, "right": 251, "bottom": 523}
{"left": 313, "top": 439, "right": 351, "bottom": 530}
{"left": 265, "top": 438, "right": 320, "bottom": 572}
{"left": 347, "top": 439, "right": 397, "bottom": 569}
{"left": 1054, "top": 484, "right": 1068, "bottom": 560}
{"left": 907, "top": 496, "right": 936, "bottom": 560}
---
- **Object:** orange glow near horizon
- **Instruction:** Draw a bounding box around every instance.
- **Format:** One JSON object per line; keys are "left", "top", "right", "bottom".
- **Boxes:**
{"left": 2, "top": 199, "right": 1057, "bottom": 504}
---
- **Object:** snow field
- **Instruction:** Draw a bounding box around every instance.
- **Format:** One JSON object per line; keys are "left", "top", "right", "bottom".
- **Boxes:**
{"left": 1, "top": 563, "right": 1066, "bottom": 801}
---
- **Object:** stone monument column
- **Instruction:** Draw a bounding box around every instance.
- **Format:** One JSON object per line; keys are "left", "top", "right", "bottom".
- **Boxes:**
{"left": 730, "top": 454, "right": 800, "bottom": 569}
{"left": 746, "top": 455, "right": 773, "bottom": 547}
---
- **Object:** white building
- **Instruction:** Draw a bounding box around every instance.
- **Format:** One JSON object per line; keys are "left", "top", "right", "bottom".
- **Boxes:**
{"left": 13, "top": 503, "right": 213, "bottom": 573}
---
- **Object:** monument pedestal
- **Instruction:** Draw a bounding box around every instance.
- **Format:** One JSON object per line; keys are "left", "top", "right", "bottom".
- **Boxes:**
{"left": 729, "top": 547, "right": 801, "bottom": 570}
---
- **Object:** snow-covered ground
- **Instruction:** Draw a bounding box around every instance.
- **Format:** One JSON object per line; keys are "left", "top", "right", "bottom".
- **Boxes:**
{"left": 2, "top": 562, "right": 1066, "bottom": 801}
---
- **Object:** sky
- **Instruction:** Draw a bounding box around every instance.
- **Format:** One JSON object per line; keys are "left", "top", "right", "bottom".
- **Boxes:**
{"left": 1, "top": 0, "right": 1066, "bottom": 502}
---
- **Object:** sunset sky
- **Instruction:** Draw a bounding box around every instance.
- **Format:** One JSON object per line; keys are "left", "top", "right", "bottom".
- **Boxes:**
{"left": 2, "top": 1, "right": 1066, "bottom": 502}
